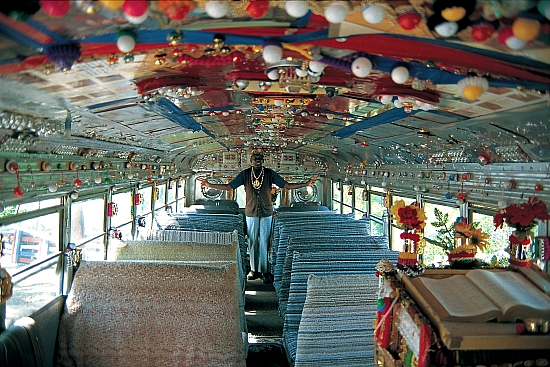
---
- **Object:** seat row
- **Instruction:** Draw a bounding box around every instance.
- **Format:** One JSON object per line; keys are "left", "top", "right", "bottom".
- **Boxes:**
{"left": 271, "top": 211, "right": 398, "bottom": 366}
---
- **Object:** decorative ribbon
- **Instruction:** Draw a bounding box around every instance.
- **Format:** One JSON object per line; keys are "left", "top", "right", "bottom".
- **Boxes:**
{"left": 509, "top": 234, "right": 530, "bottom": 245}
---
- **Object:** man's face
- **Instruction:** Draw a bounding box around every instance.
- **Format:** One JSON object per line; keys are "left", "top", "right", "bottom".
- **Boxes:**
{"left": 251, "top": 153, "right": 264, "bottom": 167}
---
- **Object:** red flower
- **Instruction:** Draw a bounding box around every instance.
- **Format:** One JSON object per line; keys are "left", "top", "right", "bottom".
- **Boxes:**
{"left": 494, "top": 197, "right": 550, "bottom": 231}
{"left": 398, "top": 206, "right": 423, "bottom": 230}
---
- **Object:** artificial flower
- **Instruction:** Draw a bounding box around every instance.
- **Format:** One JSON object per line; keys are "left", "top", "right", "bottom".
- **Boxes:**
{"left": 494, "top": 196, "right": 550, "bottom": 232}
{"left": 390, "top": 200, "right": 427, "bottom": 231}
{"left": 466, "top": 227, "right": 489, "bottom": 252}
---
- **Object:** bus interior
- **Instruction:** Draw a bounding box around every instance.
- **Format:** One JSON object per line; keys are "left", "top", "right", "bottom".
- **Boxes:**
{"left": 0, "top": 1, "right": 549, "bottom": 366}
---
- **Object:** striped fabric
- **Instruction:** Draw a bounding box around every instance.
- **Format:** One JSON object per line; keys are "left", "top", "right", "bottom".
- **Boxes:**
{"left": 282, "top": 249, "right": 398, "bottom": 365}
{"left": 156, "top": 213, "right": 248, "bottom": 279}
{"left": 294, "top": 274, "right": 380, "bottom": 367}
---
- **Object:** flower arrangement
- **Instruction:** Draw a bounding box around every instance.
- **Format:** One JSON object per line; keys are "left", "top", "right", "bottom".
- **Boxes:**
{"left": 390, "top": 200, "right": 427, "bottom": 241}
{"left": 390, "top": 200, "right": 427, "bottom": 276}
{"left": 493, "top": 197, "right": 550, "bottom": 266}
{"left": 493, "top": 196, "right": 550, "bottom": 237}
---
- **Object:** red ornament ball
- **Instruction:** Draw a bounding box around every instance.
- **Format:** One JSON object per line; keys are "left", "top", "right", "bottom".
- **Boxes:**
{"left": 457, "top": 192, "right": 466, "bottom": 201}
{"left": 398, "top": 11, "right": 421, "bottom": 30}
{"left": 13, "top": 186, "right": 24, "bottom": 197}
{"left": 74, "top": 178, "right": 82, "bottom": 187}
{"left": 471, "top": 22, "right": 495, "bottom": 42}
{"left": 40, "top": 0, "right": 71, "bottom": 17}
{"left": 122, "top": 0, "right": 148, "bottom": 17}
{"left": 515, "top": 324, "right": 525, "bottom": 334}
{"left": 246, "top": 0, "right": 270, "bottom": 18}
{"left": 147, "top": 177, "right": 153, "bottom": 182}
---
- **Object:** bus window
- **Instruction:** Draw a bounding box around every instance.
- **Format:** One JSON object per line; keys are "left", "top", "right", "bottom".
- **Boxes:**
{"left": 422, "top": 202, "right": 460, "bottom": 267}
{"left": 71, "top": 198, "right": 105, "bottom": 260}
{"left": 111, "top": 190, "right": 133, "bottom": 240}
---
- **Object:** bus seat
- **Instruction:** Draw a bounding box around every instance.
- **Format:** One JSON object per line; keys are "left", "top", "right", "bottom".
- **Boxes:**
{"left": 57, "top": 260, "right": 246, "bottom": 367}
{"left": 294, "top": 274, "right": 380, "bottom": 367}
{"left": 0, "top": 295, "right": 65, "bottom": 367}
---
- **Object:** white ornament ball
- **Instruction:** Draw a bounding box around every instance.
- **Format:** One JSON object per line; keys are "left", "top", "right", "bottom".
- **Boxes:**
{"left": 505, "top": 35, "right": 527, "bottom": 50}
{"left": 124, "top": 12, "right": 148, "bottom": 24}
{"left": 498, "top": 199, "right": 508, "bottom": 209}
{"left": 434, "top": 21, "right": 458, "bottom": 37}
{"left": 48, "top": 183, "right": 58, "bottom": 193}
{"left": 94, "top": 177, "right": 102, "bottom": 184}
{"left": 205, "top": 1, "right": 229, "bottom": 18}
{"left": 379, "top": 95, "right": 393, "bottom": 104}
{"left": 391, "top": 66, "right": 409, "bottom": 84}
{"left": 308, "top": 60, "right": 326, "bottom": 73}
{"left": 324, "top": 1, "right": 349, "bottom": 24}
{"left": 284, "top": 1, "right": 309, "bottom": 18}
{"left": 70, "top": 191, "right": 79, "bottom": 200}
{"left": 362, "top": 4, "right": 385, "bottom": 24}
{"left": 117, "top": 34, "right": 136, "bottom": 53}
{"left": 235, "top": 79, "right": 249, "bottom": 90}
{"left": 262, "top": 44, "right": 283, "bottom": 64}
{"left": 267, "top": 69, "right": 280, "bottom": 80}
{"left": 351, "top": 57, "right": 373, "bottom": 78}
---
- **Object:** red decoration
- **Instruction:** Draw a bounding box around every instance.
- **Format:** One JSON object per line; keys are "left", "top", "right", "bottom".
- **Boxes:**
{"left": 497, "top": 26, "right": 514, "bottom": 45}
{"left": 246, "top": 0, "right": 270, "bottom": 18}
{"left": 13, "top": 186, "right": 24, "bottom": 197}
{"left": 494, "top": 197, "right": 550, "bottom": 232}
{"left": 457, "top": 192, "right": 466, "bottom": 201}
{"left": 398, "top": 11, "right": 421, "bottom": 30}
{"left": 73, "top": 178, "right": 82, "bottom": 187}
{"left": 40, "top": 0, "right": 71, "bottom": 17}
{"left": 122, "top": 0, "right": 148, "bottom": 17}
{"left": 157, "top": 0, "right": 195, "bottom": 20}
{"left": 471, "top": 21, "right": 495, "bottom": 42}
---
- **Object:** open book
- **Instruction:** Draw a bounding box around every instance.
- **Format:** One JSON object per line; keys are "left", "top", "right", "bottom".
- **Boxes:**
{"left": 411, "top": 269, "right": 550, "bottom": 323}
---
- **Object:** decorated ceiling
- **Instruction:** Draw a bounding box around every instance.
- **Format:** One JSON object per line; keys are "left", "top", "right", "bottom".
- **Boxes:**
{"left": 0, "top": 0, "right": 549, "bottom": 176}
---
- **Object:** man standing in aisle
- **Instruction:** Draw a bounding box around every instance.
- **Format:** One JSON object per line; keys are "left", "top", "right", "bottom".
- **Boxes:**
{"left": 197, "top": 148, "right": 317, "bottom": 284}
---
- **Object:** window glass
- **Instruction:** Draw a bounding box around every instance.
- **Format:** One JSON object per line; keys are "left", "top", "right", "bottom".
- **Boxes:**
{"left": 136, "top": 186, "right": 152, "bottom": 215}
{"left": 371, "top": 220, "right": 384, "bottom": 236}
{"left": 472, "top": 212, "right": 512, "bottom": 265}
{"left": 0, "top": 199, "right": 61, "bottom": 218}
{"left": 111, "top": 191, "right": 132, "bottom": 239}
{"left": 422, "top": 202, "right": 460, "bottom": 267}
{"left": 332, "top": 181, "right": 340, "bottom": 201}
{"left": 370, "top": 194, "right": 385, "bottom": 218}
{"left": 71, "top": 198, "right": 105, "bottom": 260}
{"left": 4, "top": 260, "right": 61, "bottom": 328}
{"left": 167, "top": 179, "right": 176, "bottom": 203}
{"left": 342, "top": 205, "right": 352, "bottom": 215}
{"left": 392, "top": 195, "right": 415, "bottom": 206}
{"left": 154, "top": 183, "right": 166, "bottom": 210}
{"left": 1, "top": 211, "right": 60, "bottom": 273}
{"left": 235, "top": 186, "right": 246, "bottom": 209}
{"left": 354, "top": 187, "right": 367, "bottom": 216}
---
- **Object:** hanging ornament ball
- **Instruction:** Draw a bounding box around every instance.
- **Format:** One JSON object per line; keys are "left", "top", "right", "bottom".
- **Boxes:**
{"left": 157, "top": 0, "right": 195, "bottom": 20}
{"left": 40, "top": 0, "right": 71, "bottom": 17}
{"left": 498, "top": 27, "right": 527, "bottom": 50}
{"left": 457, "top": 192, "right": 467, "bottom": 201}
{"left": 324, "top": 1, "right": 350, "bottom": 24}
{"left": 94, "top": 176, "right": 102, "bottom": 184}
{"left": 48, "top": 183, "right": 59, "bottom": 193}
{"left": 122, "top": 0, "right": 148, "bottom": 17}
{"left": 99, "top": 0, "right": 124, "bottom": 11}
{"left": 445, "top": 192, "right": 452, "bottom": 199}
{"left": 284, "top": 0, "right": 309, "bottom": 18}
{"left": 457, "top": 76, "right": 489, "bottom": 101}
{"left": 116, "top": 32, "right": 136, "bottom": 53}
{"left": 434, "top": 21, "right": 459, "bottom": 37}
{"left": 538, "top": 0, "right": 550, "bottom": 20}
{"left": 235, "top": 79, "right": 249, "bottom": 90}
{"left": 351, "top": 57, "right": 373, "bottom": 78}
{"left": 308, "top": 60, "right": 326, "bottom": 74}
{"left": 204, "top": 1, "right": 229, "bottom": 18}
{"left": 124, "top": 11, "right": 148, "bottom": 24}
{"left": 13, "top": 186, "right": 24, "bottom": 197}
{"left": 503, "top": 179, "right": 516, "bottom": 190}
{"left": 441, "top": 5, "right": 467, "bottom": 22}
{"left": 70, "top": 191, "right": 79, "bottom": 200}
{"left": 455, "top": 199, "right": 463, "bottom": 206}
{"left": 74, "top": 178, "right": 82, "bottom": 187}
{"left": 398, "top": 11, "right": 421, "bottom": 30}
{"left": 471, "top": 21, "right": 495, "bottom": 42}
{"left": 246, "top": 0, "right": 270, "bottom": 18}
{"left": 535, "top": 183, "right": 544, "bottom": 191}
{"left": 391, "top": 66, "right": 409, "bottom": 84}
{"left": 262, "top": 41, "right": 283, "bottom": 64}
{"left": 362, "top": 4, "right": 385, "bottom": 24}
{"left": 512, "top": 17, "right": 541, "bottom": 42}
{"left": 498, "top": 199, "right": 508, "bottom": 209}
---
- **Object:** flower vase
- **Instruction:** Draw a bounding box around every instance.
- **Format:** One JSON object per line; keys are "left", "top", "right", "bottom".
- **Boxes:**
{"left": 398, "top": 237, "right": 418, "bottom": 267}
{"left": 509, "top": 230, "right": 531, "bottom": 267}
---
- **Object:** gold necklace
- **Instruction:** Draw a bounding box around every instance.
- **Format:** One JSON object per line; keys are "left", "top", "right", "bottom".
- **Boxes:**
{"left": 251, "top": 167, "right": 264, "bottom": 190}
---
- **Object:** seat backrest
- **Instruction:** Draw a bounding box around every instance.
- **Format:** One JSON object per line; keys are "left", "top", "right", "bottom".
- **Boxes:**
{"left": 57, "top": 260, "right": 246, "bottom": 367}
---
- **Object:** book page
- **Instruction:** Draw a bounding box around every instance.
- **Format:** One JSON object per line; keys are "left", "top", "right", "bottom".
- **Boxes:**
{"left": 419, "top": 275, "right": 501, "bottom": 321}
{"left": 466, "top": 270, "right": 550, "bottom": 322}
